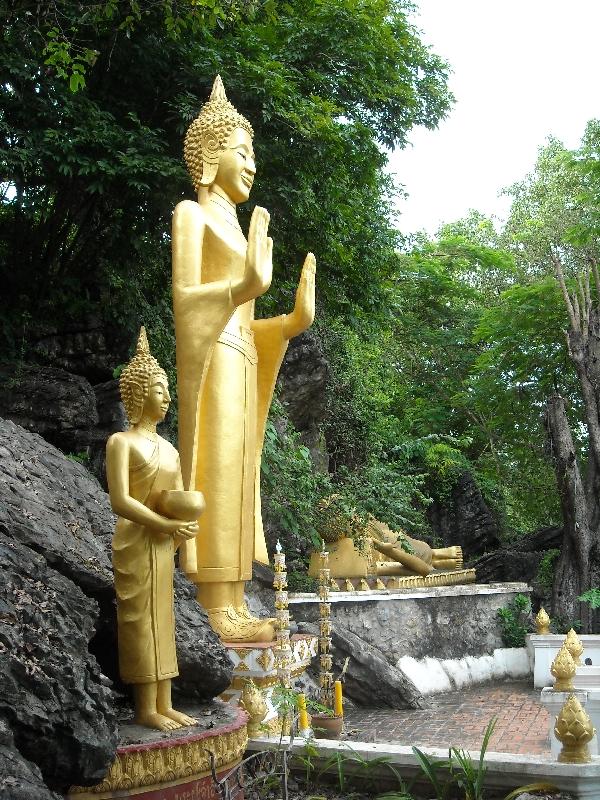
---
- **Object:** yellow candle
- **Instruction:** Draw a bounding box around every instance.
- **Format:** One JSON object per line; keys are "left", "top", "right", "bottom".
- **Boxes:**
{"left": 297, "top": 693, "right": 310, "bottom": 730}
{"left": 334, "top": 680, "right": 343, "bottom": 717}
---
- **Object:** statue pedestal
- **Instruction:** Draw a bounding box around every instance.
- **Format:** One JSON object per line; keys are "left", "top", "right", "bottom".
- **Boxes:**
{"left": 329, "top": 569, "right": 476, "bottom": 591}
{"left": 68, "top": 703, "right": 247, "bottom": 800}
{"left": 220, "top": 634, "right": 318, "bottom": 733}
{"left": 540, "top": 687, "right": 599, "bottom": 757}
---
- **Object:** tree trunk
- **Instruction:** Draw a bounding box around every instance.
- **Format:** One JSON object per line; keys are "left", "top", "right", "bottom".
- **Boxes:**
{"left": 545, "top": 395, "right": 596, "bottom": 631}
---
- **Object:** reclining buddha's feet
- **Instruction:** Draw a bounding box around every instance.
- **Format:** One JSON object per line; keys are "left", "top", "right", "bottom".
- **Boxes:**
{"left": 431, "top": 545, "right": 463, "bottom": 571}
{"left": 207, "top": 605, "right": 275, "bottom": 643}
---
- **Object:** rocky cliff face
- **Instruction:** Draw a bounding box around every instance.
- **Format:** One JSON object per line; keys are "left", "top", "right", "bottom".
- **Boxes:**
{"left": 0, "top": 417, "right": 233, "bottom": 795}
{"left": 428, "top": 471, "right": 501, "bottom": 557}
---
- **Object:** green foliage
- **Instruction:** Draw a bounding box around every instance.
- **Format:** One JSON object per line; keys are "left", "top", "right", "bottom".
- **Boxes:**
{"left": 1, "top": 0, "right": 453, "bottom": 369}
{"left": 536, "top": 549, "right": 560, "bottom": 590}
{"left": 497, "top": 594, "right": 532, "bottom": 648}
{"left": 261, "top": 398, "right": 331, "bottom": 553}
{"left": 578, "top": 588, "right": 600, "bottom": 610}
{"left": 411, "top": 718, "right": 497, "bottom": 800}
{"left": 448, "top": 718, "right": 496, "bottom": 800}
{"left": 65, "top": 451, "right": 90, "bottom": 464}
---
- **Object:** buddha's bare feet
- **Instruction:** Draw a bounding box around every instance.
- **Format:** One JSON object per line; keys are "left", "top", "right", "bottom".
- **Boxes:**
{"left": 161, "top": 708, "right": 198, "bottom": 727}
{"left": 135, "top": 711, "right": 182, "bottom": 731}
{"left": 208, "top": 605, "right": 275, "bottom": 643}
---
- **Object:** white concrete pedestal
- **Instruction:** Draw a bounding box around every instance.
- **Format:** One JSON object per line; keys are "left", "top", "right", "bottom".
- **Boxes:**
{"left": 219, "top": 633, "right": 318, "bottom": 733}
{"left": 540, "top": 688, "right": 598, "bottom": 757}
{"left": 527, "top": 633, "right": 600, "bottom": 688}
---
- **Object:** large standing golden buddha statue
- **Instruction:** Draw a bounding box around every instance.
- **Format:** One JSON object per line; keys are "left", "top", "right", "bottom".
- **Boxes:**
{"left": 106, "top": 328, "right": 203, "bottom": 730}
{"left": 172, "top": 76, "right": 316, "bottom": 642}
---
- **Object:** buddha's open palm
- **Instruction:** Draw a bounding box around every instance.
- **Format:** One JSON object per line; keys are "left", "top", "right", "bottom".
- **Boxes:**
{"left": 283, "top": 252, "right": 316, "bottom": 339}
{"left": 232, "top": 206, "right": 273, "bottom": 306}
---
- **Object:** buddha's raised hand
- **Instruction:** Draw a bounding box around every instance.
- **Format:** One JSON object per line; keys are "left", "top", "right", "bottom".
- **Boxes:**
{"left": 231, "top": 206, "right": 273, "bottom": 306}
{"left": 283, "top": 252, "right": 316, "bottom": 340}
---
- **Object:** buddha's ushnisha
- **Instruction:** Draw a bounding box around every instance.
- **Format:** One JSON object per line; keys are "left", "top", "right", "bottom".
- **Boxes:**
{"left": 173, "top": 76, "right": 316, "bottom": 642}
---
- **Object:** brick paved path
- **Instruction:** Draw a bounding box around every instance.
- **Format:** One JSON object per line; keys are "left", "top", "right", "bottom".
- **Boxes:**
{"left": 344, "top": 681, "right": 550, "bottom": 755}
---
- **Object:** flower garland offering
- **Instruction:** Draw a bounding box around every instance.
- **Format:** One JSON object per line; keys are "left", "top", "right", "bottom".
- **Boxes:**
{"left": 273, "top": 541, "right": 292, "bottom": 688}
{"left": 318, "top": 541, "right": 334, "bottom": 710}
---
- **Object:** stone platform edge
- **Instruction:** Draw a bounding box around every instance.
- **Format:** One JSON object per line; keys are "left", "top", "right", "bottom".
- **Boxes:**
{"left": 289, "top": 581, "right": 531, "bottom": 603}
{"left": 248, "top": 737, "right": 600, "bottom": 800}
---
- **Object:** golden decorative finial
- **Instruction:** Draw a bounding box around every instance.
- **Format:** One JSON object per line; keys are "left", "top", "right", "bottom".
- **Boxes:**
{"left": 210, "top": 74, "right": 227, "bottom": 102}
{"left": 554, "top": 693, "right": 595, "bottom": 763}
{"left": 565, "top": 628, "right": 584, "bottom": 666}
{"left": 184, "top": 75, "right": 254, "bottom": 190}
{"left": 551, "top": 643, "right": 576, "bottom": 691}
{"left": 239, "top": 680, "right": 268, "bottom": 738}
{"left": 535, "top": 607, "right": 551, "bottom": 635}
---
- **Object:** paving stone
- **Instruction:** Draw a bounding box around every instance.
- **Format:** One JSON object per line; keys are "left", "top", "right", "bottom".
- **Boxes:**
{"left": 344, "top": 681, "right": 550, "bottom": 755}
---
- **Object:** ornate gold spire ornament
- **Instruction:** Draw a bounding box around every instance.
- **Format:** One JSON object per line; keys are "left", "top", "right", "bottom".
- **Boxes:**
{"left": 239, "top": 680, "right": 268, "bottom": 738}
{"left": 535, "top": 607, "right": 551, "bottom": 635}
{"left": 554, "top": 693, "right": 595, "bottom": 763}
{"left": 551, "top": 643, "right": 577, "bottom": 692}
{"left": 565, "top": 628, "right": 584, "bottom": 666}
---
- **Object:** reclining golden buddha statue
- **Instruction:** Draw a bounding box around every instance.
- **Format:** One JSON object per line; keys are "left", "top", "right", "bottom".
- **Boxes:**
{"left": 308, "top": 497, "right": 474, "bottom": 588}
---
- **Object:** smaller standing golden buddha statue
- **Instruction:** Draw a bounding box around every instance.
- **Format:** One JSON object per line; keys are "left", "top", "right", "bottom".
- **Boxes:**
{"left": 106, "top": 327, "right": 204, "bottom": 731}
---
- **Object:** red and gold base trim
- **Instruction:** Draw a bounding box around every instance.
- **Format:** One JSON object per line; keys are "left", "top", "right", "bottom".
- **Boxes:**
{"left": 68, "top": 708, "right": 248, "bottom": 799}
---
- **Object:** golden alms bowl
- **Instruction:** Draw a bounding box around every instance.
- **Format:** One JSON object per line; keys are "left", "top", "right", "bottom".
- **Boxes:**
{"left": 157, "top": 489, "right": 205, "bottom": 521}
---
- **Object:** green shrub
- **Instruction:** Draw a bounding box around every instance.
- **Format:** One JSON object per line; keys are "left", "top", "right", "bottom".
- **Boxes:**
{"left": 536, "top": 548, "right": 560, "bottom": 589}
{"left": 497, "top": 593, "right": 532, "bottom": 648}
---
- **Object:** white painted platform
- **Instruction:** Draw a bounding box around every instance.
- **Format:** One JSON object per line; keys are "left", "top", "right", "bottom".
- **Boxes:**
{"left": 540, "top": 688, "right": 599, "bottom": 757}
{"left": 527, "top": 633, "right": 600, "bottom": 688}
{"left": 247, "top": 737, "right": 600, "bottom": 799}
{"left": 397, "top": 648, "right": 531, "bottom": 694}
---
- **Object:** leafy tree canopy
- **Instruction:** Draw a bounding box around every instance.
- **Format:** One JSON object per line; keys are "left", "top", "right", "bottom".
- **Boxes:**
{"left": 0, "top": 0, "right": 453, "bottom": 366}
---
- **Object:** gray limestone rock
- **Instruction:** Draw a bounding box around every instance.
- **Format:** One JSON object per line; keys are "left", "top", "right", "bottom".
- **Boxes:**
{"left": 278, "top": 330, "right": 329, "bottom": 471}
{"left": 0, "top": 417, "right": 114, "bottom": 594}
{"left": 0, "top": 532, "right": 117, "bottom": 792}
{"left": 0, "top": 721, "right": 61, "bottom": 800}
{"left": 0, "top": 416, "right": 233, "bottom": 792}
{"left": 172, "top": 571, "right": 234, "bottom": 701}
{"left": 297, "top": 621, "right": 426, "bottom": 710}
{"left": 0, "top": 365, "right": 98, "bottom": 456}
{"left": 428, "top": 470, "right": 500, "bottom": 557}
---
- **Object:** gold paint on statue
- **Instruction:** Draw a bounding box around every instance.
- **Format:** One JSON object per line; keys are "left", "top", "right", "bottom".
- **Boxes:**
{"left": 239, "top": 680, "right": 268, "bottom": 737}
{"left": 551, "top": 643, "right": 577, "bottom": 692}
{"left": 565, "top": 628, "right": 584, "bottom": 666}
{"left": 554, "top": 693, "right": 595, "bottom": 764}
{"left": 535, "top": 607, "right": 551, "bottom": 635}
{"left": 106, "top": 327, "right": 202, "bottom": 731}
{"left": 309, "top": 510, "right": 465, "bottom": 582}
{"left": 173, "top": 76, "right": 316, "bottom": 642}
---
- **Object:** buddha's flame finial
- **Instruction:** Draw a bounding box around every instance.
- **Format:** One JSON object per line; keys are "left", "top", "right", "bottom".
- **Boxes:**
{"left": 210, "top": 75, "right": 227, "bottom": 103}
{"left": 137, "top": 325, "right": 150, "bottom": 356}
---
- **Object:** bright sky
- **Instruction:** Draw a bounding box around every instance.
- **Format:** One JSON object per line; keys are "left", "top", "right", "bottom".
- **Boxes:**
{"left": 389, "top": 0, "right": 600, "bottom": 236}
